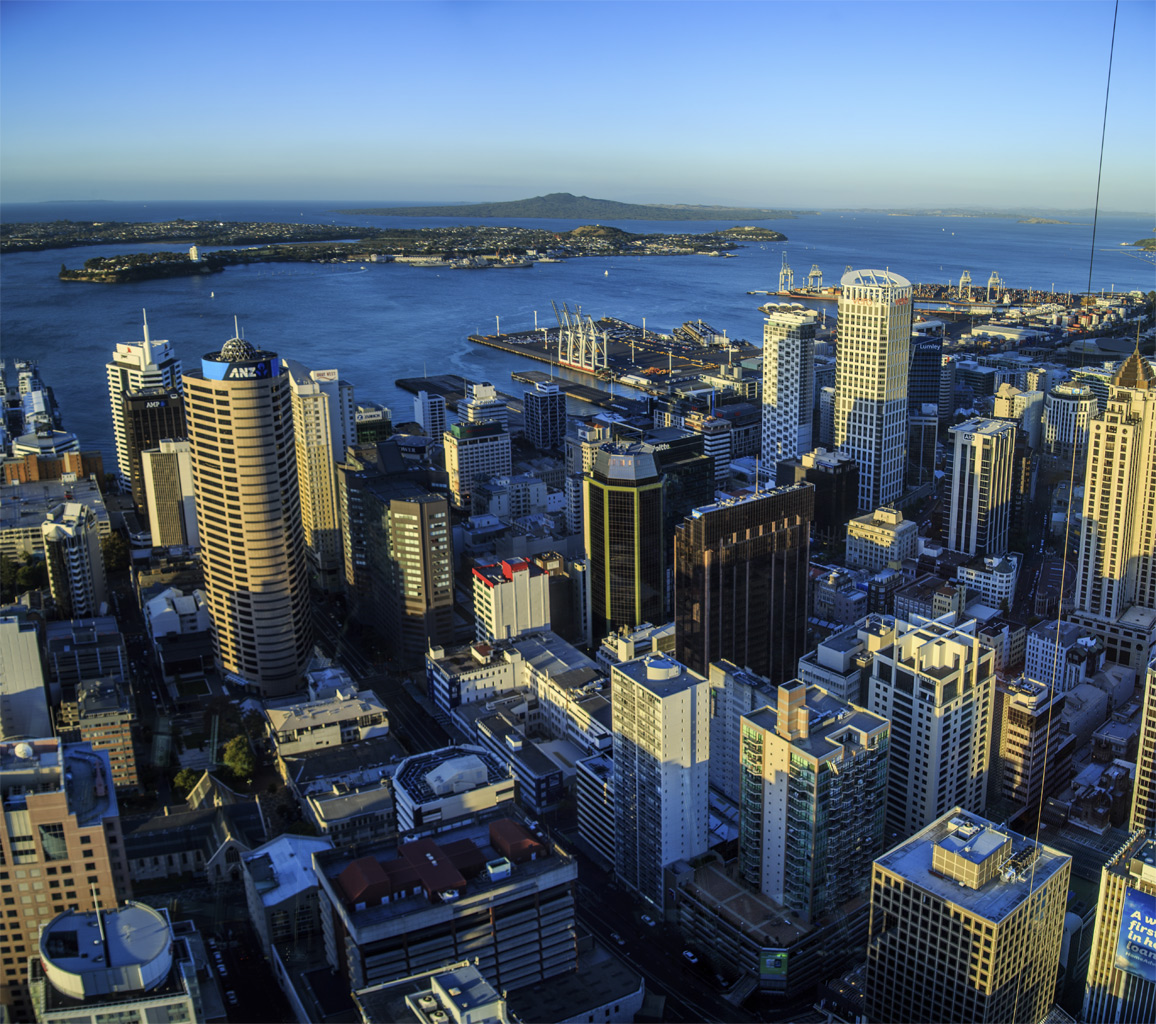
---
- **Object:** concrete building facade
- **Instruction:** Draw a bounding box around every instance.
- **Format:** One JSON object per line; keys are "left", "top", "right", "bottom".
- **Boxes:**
{"left": 761, "top": 304, "right": 817, "bottom": 462}
{"left": 948, "top": 418, "right": 1017, "bottom": 557}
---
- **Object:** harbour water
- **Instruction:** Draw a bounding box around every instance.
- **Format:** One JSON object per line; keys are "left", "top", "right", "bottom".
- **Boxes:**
{"left": 2, "top": 200, "right": 1151, "bottom": 467}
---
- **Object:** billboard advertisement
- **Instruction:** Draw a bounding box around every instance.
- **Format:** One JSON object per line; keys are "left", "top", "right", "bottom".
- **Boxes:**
{"left": 1114, "top": 886, "right": 1156, "bottom": 982}
{"left": 759, "top": 951, "right": 788, "bottom": 978}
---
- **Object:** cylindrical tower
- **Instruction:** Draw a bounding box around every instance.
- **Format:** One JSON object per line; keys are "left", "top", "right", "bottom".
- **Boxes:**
{"left": 183, "top": 334, "right": 311, "bottom": 696}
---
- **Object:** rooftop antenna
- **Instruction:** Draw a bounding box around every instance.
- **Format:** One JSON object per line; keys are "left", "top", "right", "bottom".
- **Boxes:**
{"left": 233, "top": 315, "right": 241, "bottom": 340}
{"left": 141, "top": 309, "right": 151, "bottom": 345}
{"left": 91, "top": 883, "right": 106, "bottom": 946}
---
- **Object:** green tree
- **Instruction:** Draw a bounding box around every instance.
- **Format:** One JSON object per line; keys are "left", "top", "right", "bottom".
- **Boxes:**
{"left": 1, "top": 554, "right": 19, "bottom": 601}
{"left": 15, "top": 559, "right": 46, "bottom": 594}
{"left": 101, "top": 533, "right": 129, "bottom": 573}
{"left": 172, "top": 768, "right": 201, "bottom": 798}
{"left": 222, "top": 735, "right": 255, "bottom": 784}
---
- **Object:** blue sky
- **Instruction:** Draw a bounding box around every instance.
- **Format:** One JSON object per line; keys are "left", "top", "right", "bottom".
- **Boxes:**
{"left": 2, "top": 0, "right": 1153, "bottom": 211}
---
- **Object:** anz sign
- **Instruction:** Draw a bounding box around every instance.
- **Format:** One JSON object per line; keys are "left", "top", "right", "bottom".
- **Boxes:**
{"left": 203, "top": 357, "right": 279, "bottom": 382}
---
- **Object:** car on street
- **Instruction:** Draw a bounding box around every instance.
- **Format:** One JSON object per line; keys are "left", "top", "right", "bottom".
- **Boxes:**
{"left": 682, "top": 950, "right": 699, "bottom": 964}
{"left": 641, "top": 915, "right": 655, "bottom": 927}
{"left": 610, "top": 932, "right": 625, "bottom": 945}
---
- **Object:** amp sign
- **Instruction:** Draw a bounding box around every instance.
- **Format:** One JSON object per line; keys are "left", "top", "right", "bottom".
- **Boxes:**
{"left": 1114, "top": 886, "right": 1156, "bottom": 982}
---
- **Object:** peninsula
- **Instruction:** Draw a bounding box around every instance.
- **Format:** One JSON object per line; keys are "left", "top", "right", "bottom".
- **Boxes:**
{"left": 340, "top": 192, "right": 808, "bottom": 221}
{"left": 54, "top": 221, "right": 782, "bottom": 281}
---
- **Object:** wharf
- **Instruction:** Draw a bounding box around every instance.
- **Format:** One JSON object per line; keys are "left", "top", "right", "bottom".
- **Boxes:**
{"left": 394, "top": 374, "right": 523, "bottom": 418}
{"left": 509, "top": 370, "right": 644, "bottom": 413}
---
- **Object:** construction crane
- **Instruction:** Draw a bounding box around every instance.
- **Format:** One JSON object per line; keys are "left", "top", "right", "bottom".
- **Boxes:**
{"left": 552, "top": 301, "right": 608, "bottom": 372}
{"left": 808, "top": 264, "right": 823, "bottom": 290}
{"left": 778, "top": 252, "right": 794, "bottom": 293}
{"left": 958, "top": 271, "right": 972, "bottom": 301}
{"left": 986, "top": 271, "right": 1003, "bottom": 303}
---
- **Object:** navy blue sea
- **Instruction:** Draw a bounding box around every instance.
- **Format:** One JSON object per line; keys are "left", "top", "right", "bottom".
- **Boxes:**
{"left": 2, "top": 200, "right": 1152, "bottom": 468}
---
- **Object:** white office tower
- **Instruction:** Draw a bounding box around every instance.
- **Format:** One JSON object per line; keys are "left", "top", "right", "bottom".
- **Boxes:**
{"left": 285, "top": 360, "right": 356, "bottom": 593}
{"left": 141, "top": 440, "right": 198, "bottom": 548}
{"left": 834, "top": 270, "right": 912, "bottom": 510}
{"left": 413, "top": 390, "right": 447, "bottom": 440}
{"left": 1074, "top": 347, "right": 1156, "bottom": 640}
{"left": 462, "top": 381, "right": 509, "bottom": 432}
{"left": 947, "top": 418, "right": 1016, "bottom": 557}
{"left": 1043, "top": 381, "right": 1096, "bottom": 463}
{"left": 472, "top": 558, "right": 551, "bottom": 642}
{"left": 993, "top": 383, "right": 1045, "bottom": 448}
{"left": 41, "top": 503, "right": 108, "bottom": 619}
{"left": 612, "top": 653, "right": 709, "bottom": 908}
{"left": 105, "top": 312, "right": 181, "bottom": 488}
{"left": 761, "top": 304, "right": 817, "bottom": 462}
{"left": 868, "top": 618, "right": 996, "bottom": 837}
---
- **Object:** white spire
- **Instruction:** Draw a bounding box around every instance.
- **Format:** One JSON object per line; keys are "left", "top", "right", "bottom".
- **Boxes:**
{"left": 141, "top": 309, "right": 153, "bottom": 362}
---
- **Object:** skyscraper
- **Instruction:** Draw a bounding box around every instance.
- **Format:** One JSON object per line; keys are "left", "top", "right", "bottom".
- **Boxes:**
{"left": 584, "top": 442, "right": 663, "bottom": 641}
{"left": 523, "top": 380, "right": 566, "bottom": 450}
{"left": 866, "top": 810, "right": 1071, "bottom": 1024}
{"left": 413, "top": 390, "right": 446, "bottom": 440}
{"left": 284, "top": 360, "right": 355, "bottom": 593}
{"left": 834, "top": 269, "right": 912, "bottom": 510}
{"left": 947, "top": 417, "right": 1016, "bottom": 557}
{"left": 122, "top": 387, "right": 185, "bottom": 517}
{"left": 761, "top": 304, "right": 817, "bottom": 462}
{"left": 738, "top": 680, "right": 889, "bottom": 925}
{"left": 868, "top": 618, "right": 996, "bottom": 837}
{"left": 612, "top": 653, "right": 709, "bottom": 907}
{"left": 141, "top": 439, "right": 198, "bottom": 547}
{"left": 1042, "top": 381, "right": 1096, "bottom": 465}
{"left": 673, "top": 484, "right": 812, "bottom": 684}
{"left": 183, "top": 334, "right": 311, "bottom": 696}
{"left": 1130, "top": 658, "right": 1155, "bottom": 834}
{"left": 1082, "top": 831, "right": 1156, "bottom": 1024}
{"left": 444, "top": 419, "right": 512, "bottom": 509}
{"left": 41, "top": 503, "right": 107, "bottom": 618}
{"left": 105, "top": 314, "right": 181, "bottom": 489}
{"left": 1072, "top": 347, "right": 1156, "bottom": 669}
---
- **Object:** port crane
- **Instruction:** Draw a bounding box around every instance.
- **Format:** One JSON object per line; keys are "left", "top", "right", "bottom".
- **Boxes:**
{"left": 986, "top": 271, "right": 1004, "bottom": 302}
{"left": 957, "top": 271, "right": 972, "bottom": 301}
{"left": 808, "top": 264, "right": 823, "bottom": 290}
{"left": 552, "top": 301, "right": 608, "bottom": 372}
{"left": 778, "top": 252, "right": 794, "bottom": 293}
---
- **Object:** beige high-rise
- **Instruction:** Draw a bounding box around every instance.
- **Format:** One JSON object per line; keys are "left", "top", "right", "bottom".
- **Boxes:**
{"left": 183, "top": 336, "right": 311, "bottom": 696}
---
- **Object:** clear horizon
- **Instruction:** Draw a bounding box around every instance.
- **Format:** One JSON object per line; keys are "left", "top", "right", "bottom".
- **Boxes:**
{"left": 2, "top": 1, "right": 1154, "bottom": 214}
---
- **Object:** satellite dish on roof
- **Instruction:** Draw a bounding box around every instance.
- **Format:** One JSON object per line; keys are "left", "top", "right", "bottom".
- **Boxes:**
{"left": 14, "top": 743, "right": 34, "bottom": 759}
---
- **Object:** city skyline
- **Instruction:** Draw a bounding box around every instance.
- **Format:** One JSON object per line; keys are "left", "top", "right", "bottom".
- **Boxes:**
{"left": 1, "top": 1, "right": 1154, "bottom": 212}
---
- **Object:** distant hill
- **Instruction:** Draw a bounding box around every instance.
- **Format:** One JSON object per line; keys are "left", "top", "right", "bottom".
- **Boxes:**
{"left": 340, "top": 193, "right": 807, "bottom": 221}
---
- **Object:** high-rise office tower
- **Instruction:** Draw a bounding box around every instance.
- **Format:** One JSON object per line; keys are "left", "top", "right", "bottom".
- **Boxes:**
{"left": 1042, "top": 381, "right": 1096, "bottom": 464}
{"left": 445, "top": 420, "right": 512, "bottom": 509}
{"left": 908, "top": 337, "right": 944, "bottom": 407}
{"left": 738, "top": 680, "right": 889, "bottom": 925}
{"left": 1130, "top": 658, "right": 1155, "bottom": 834}
{"left": 337, "top": 441, "right": 453, "bottom": 660}
{"left": 183, "top": 334, "right": 311, "bottom": 696}
{"left": 868, "top": 618, "right": 996, "bottom": 836}
{"left": 105, "top": 314, "right": 181, "bottom": 489}
{"left": 1074, "top": 348, "right": 1156, "bottom": 642}
{"left": 866, "top": 810, "right": 1070, "bottom": 1024}
{"left": 673, "top": 484, "right": 812, "bottom": 684}
{"left": 683, "top": 411, "right": 733, "bottom": 488}
{"left": 612, "top": 653, "right": 709, "bottom": 907}
{"left": 122, "top": 387, "right": 185, "bottom": 517}
{"left": 761, "top": 304, "right": 817, "bottom": 462}
{"left": 1082, "top": 831, "right": 1156, "bottom": 1024}
{"left": 834, "top": 270, "right": 912, "bottom": 511}
{"left": 993, "top": 383, "right": 1045, "bottom": 449}
{"left": 947, "top": 417, "right": 1016, "bottom": 557}
{"left": 413, "top": 390, "right": 447, "bottom": 439}
{"left": 0, "top": 739, "right": 130, "bottom": 1021}
{"left": 584, "top": 442, "right": 663, "bottom": 641}
{"left": 141, "top": 439, "right": 198, "bottom": 547}
{"left": 523, "top": 380, "right": 566, "bottom": 450}
{"left": 353, "top": 400, "right": 392, "bottom": 444}
{"left": 284, "top": 360, "right": 355, "bottom": 593}
{"left": 41, "top": 503, "right": 107, "bottom": 619}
